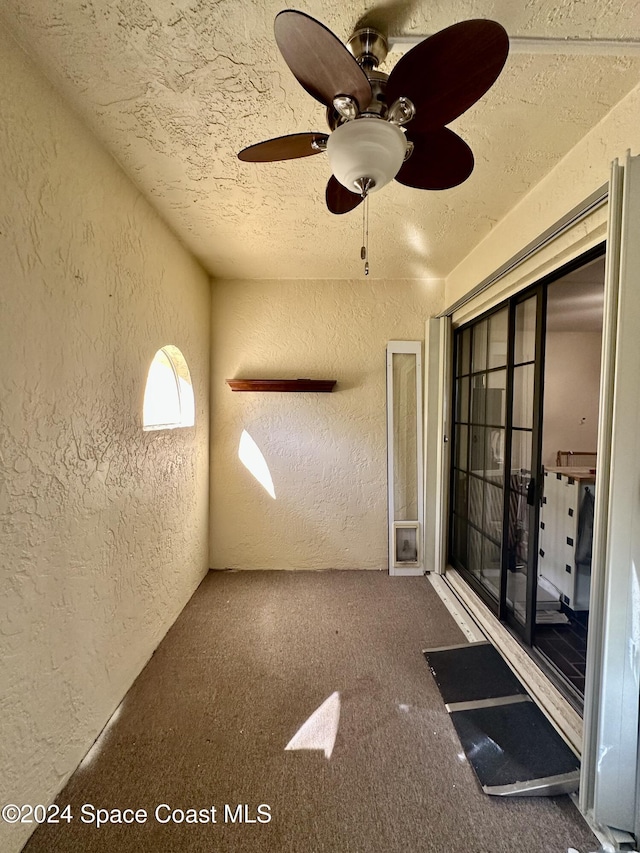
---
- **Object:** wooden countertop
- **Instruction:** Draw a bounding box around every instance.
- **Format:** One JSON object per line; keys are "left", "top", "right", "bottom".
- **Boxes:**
{"left": 545, "top": 466, "right": 596, "bottom": 481}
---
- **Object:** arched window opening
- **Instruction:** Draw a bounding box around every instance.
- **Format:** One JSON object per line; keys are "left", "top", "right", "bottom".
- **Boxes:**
{"left": 143, "top": 345, "right": 195, "bottom": 431}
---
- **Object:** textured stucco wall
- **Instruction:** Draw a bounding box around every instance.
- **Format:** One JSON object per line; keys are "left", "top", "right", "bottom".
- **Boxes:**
{"left": 210, "top": 278, "right": 443, "bottom": 570}
{"left": 445, "top": 81, "right": 640, "bottom": 308}
{"left": 0, "top": 25, "right": 210, "bottom": 853}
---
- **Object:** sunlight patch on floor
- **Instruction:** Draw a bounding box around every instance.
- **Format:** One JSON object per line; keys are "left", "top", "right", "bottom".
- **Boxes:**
{"left": 285, "top": 691, "right": 341, "bottom": 760}
{"left": 78, "top": 703, "right": 123, "bottom": 769}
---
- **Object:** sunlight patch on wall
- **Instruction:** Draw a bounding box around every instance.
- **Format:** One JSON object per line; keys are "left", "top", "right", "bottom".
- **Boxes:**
{"left": 285, "top": 691, "right": 341, "bottom": 760}
{"left": 239, "top": 430, "right": 276, "bottom": 499}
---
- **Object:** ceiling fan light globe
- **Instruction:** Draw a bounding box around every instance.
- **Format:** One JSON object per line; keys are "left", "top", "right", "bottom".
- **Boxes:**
{"left": 326, "top": 117, "right": 407, "bottom": 194}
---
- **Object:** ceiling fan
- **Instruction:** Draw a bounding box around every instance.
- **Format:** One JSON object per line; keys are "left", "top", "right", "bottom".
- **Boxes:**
{"left": 238, "top": 9, "right": 509, "bottom": 215}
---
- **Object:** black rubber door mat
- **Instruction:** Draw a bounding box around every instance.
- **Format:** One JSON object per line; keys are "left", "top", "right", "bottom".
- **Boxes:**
{"left": 424, "top": 641, "right": 527, "bottom": 706}
{"left": 423, "top": 642, "right": 580, "bottom": 796}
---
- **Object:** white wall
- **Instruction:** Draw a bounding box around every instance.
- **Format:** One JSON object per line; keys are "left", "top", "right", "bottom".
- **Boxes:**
{"left": 210, "top": 278, "right": 443, "bottom": 570}
{"left": 0, "top": 25, "right": 210, "bottom": 853}
{"left": 542, "top": 331, "right": 602, "bottom": 467}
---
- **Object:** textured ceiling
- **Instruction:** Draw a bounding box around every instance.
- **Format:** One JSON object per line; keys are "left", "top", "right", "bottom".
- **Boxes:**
{"left": 2, "top": 0, "right": 640, "bottom": 280}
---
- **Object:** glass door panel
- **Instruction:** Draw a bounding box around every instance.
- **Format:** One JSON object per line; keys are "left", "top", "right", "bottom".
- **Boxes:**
{"left": 482, "top": 538, "right": 502, "bottom": 598}
{"left": 484, "top": 482, "right": 504, "bottom": 541}
{"left": 513, "top": 364, "right": 535, "bottom": 428}
{"left": 470, "top": 424, "right": 486, "bottom": 473}
{"left": 515, "top": 298, "right": 536, "bottom": 363}
{"left": 468, "top": 527, "right": 483, "bottom": 578}
{"left": 392, "top": 352, "right": 418, "bottom": 520}
{"left": 487, "top": 369, "right": 507, "bottom": 424}
{"left": 472, "top": 319, "right": 488, "bottom": 372}
{"left": 488, "top": 308, "right": 509, "bottom": 369}
{"left": 511, "top": 428, "right": 533, "bottom": 473}
{"left": 457, "top": 327, "right": 471, "bottom": 376}
{"left": 456, "top": 376, "right": 470, "bottom": 422}
{"left": 504, "top": 293, "right": 541, "bottom": 639}
{"left": 484, "top": 429, "right": 505, "bottom": 482}
{"left": 451, "top": 291, "right": 542, "bottom": 638}
{"left": 506, "top": 430, "right": 533, "bottom": 625}
{"left": 455, "top": 424, "right": 469, "bottom": 470}
{"left": 450, "top": 304, "right": 512, "bottom": 607}
{"left": 468, "top": 477, "right": 484, "bottom": 528}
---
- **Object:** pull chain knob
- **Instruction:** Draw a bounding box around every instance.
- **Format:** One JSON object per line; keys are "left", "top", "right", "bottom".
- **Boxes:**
{"left": 361, "top": 193, "right": 370, "bottom": 276}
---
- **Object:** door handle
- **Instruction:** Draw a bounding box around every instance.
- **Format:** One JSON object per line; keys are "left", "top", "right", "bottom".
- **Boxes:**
{"left": 527, "top": 477, "right": 536, "bottom": 506}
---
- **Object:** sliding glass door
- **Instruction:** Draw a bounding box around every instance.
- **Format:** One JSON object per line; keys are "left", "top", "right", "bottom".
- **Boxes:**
{"left": 450, "top": 246, "right": 606, "bottom": 700}
{"left": 450, "top": 290, "right": 544, "bottom": 644}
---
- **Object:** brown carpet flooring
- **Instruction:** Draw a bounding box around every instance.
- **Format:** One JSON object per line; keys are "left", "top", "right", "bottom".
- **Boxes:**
{"left": 22, "top": 570, "right": 597, "bottom": 852}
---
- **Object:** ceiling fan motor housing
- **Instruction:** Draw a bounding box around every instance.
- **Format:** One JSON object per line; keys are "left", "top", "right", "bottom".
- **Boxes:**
{"left": 347, "top": 27, "right": 389, "bottom": 70}
{"left": 326, "top": 117, "right": 407, "bottom": 194}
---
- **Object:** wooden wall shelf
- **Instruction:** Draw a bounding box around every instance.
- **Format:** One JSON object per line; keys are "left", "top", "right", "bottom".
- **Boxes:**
{"left": 226, "top": 379, "right": 336, "bottom": 393}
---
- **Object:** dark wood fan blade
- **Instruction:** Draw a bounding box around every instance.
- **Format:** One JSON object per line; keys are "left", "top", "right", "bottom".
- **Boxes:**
{"left": 275, "top": 10, "right": 372, "bottom": 112}
{"left": 386, "top": 20, "right": 509, "bottom": 132}
{"left": 238, "top": 132, "right": 328, "bottom": 162}
{"left": 396, "top": 127, "right": 474, "bottom": 190}
{"left": 326, "top": 176, "right": 364, "bottom": 214}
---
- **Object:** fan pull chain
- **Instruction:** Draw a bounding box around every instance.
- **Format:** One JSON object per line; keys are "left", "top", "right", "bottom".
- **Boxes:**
{"left": 360, "top": 194, "right": 370, "bottom": 276}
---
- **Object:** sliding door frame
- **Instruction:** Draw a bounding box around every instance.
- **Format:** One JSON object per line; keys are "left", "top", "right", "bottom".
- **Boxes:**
{"left": 450, "top": 247, "right": 605, "bottom": 655}
{"left": 501, "top": 285, "right": 547, "bottom": 646}
{"left": 449, "top": 281, "right": 549, "bottom": 647}
{"left": 428, "top": 155, "right": 640, "bottom": 843}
